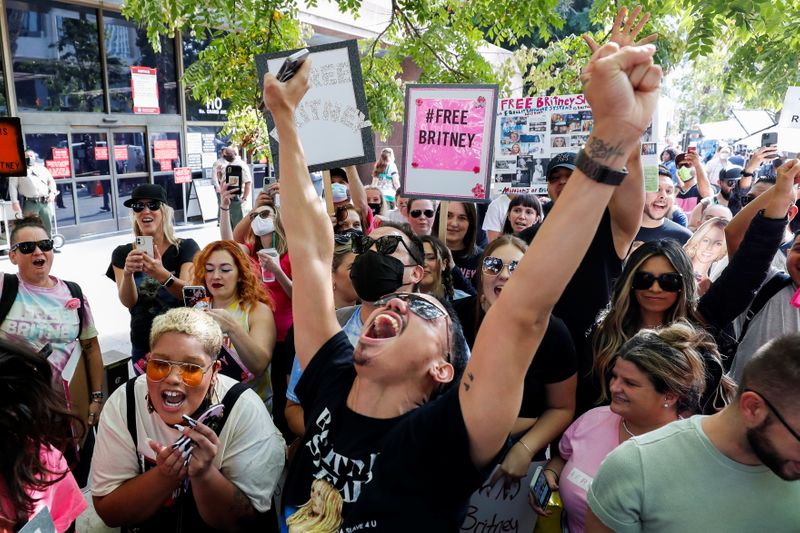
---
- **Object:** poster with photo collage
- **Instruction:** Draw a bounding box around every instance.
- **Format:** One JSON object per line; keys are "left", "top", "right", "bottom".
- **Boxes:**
{"left": 493, "top": 94, "right": 658, "bottom": 197}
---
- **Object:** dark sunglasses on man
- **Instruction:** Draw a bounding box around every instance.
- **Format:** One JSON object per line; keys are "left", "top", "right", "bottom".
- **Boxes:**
{"left": 409, "top": 209, "right": 434, "bottom": 219}
{"left": 130, "top": 200, "right": 162, "bottom": 213}
{"left": 372, "top": 292, "right": 451, "bottom": 362}
{"left": 631, "top": 271, "right": 683, "bottom": 292}
{"left": 11, "top": 239, "right": 55, "bottom": 254}
{"left": 351, "top": 234, "right": 421, "bottom": 264}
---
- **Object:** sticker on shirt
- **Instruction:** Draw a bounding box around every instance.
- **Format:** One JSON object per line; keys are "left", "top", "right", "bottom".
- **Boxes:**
{"left": 286, "top": 478, "right": 343, "bottom": 532}
{"left": 566, "top": 467, "right": 593, "bottom": 492}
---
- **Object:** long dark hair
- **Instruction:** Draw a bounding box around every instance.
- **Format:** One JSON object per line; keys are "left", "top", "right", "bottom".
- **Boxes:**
{"left": 0, "top": 339, "right": 84, "bottom": 527}
{"left": 418, "top": 235, "right": 455, "bottom": 299}
{"left": 432, "top": 201, "right": 479, "bottom": 255}
{"left": 593, "top": 240, "right": 701, "bottom": 394}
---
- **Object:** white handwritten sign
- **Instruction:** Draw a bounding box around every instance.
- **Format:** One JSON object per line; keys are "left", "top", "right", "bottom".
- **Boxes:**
{"left": 460, "top": 463, "right": 541, "bottom": 533}
{"left": 778, "top": 87, "right": 800, "bottom": 152}
{"left": 256, "top": 40, "right": 375, "bottom": 173}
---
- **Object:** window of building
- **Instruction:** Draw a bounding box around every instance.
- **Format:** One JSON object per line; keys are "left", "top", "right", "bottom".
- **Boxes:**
{"left": 183, "top": 33, "right": 229, "bottom": 122}
{"left": 7, "top": 0, "right": 103, "bottom": 112}
{"left": 104, "top": 12, "right": 178, "bottom": 114}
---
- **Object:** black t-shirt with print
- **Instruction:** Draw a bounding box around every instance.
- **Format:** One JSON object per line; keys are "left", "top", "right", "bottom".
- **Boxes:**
{"left": 285, "top": 331, "right": 489, "bottom": 532}
{"left": 106, "top": 238, "right": 200, "bottom": 356}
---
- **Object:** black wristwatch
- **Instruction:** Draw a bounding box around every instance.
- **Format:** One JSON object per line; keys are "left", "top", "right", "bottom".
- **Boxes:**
{"left": 575, "top": 149, "right": 628, "bottom": 186}
{"left": 162, "top": 274, "right": 176, "bottom": 288}
{"left": 741, "top": 170, "right": 754, "bottom": 177}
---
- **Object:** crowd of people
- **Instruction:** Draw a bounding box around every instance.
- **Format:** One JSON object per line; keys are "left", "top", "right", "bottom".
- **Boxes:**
{"left": 1, "top": 6, "right": 799, "bottom": 533}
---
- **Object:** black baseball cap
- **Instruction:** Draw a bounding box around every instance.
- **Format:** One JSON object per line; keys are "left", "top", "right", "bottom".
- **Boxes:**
{"left": 720, "top": 166, "right": 744, "bottom": 182}
{"left": 546, "top": 152, "right": 577, "bottom": 181}
{"left": 123, "top": 184, "right": 168, "bottom": 207}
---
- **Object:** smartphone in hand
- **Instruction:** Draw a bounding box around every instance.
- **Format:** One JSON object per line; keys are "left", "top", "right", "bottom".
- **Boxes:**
{"left": 761, "top": 132, "right": 778, "bottom": 157}
{"left": 135, "top": 235, "right": 154, "bottom": 257}
{"left": 183, "top": 285, "right": 207, "bottom": 308}
{"left": 225, "top": 165, "right": 243, "bottom": 196}
{"left": 529, "top": 466, "right": 553, "bottom": 510}
{"left": 276, "top": 49, "right": 310, "bottom": 82}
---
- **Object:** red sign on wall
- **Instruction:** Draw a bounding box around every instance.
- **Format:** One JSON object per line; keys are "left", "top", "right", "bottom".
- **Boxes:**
{"left": 160, "top": 159, "right": 173, "bottom": 171}
{"left": 114, "top": 145, "right": 129, "bottom": 161}
{"left": 95, "top": 146, "right": 109, "bottom": 160}
{"left": 153, "top": 139, "right": 178, "bottom": 161}
{"left": 52, "top": 147, "right": 69, "bottom": 161}
{"left": 46, "top": 159, "right": 72, "bottom": 178}
{"left": 174, "top": 167, "right": 192, "bottom": 184}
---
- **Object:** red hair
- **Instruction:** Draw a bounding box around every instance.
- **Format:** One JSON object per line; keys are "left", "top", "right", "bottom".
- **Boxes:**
{"left": 193, "top": 240, "right": 274, "bottom": 311}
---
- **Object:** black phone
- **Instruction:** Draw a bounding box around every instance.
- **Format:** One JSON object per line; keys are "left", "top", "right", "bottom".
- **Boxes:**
{"left": 276, "top": 49, "right": 310, "bottom": 82}
{"left": 761, "top": 132, "right": 778, "bottom": 152}
{"left": 225, "top": 165, "right": 243, "bottom": 195}
{"left": 183, "top": 285, "right": 207, "bottom": 308}
{"left": 529, "top": 466, "right": 552, "bottom": 509}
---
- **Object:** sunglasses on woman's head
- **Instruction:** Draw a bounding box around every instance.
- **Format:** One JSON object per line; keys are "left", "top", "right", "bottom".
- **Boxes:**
{"left": 410, "top": 209, "right": 435, "bottom": 219}
{"left": 146, "top": 357, "right": 214, "bottom": 387}
{"left": 130, "top": 200, "right": 162, "bottom": 213}
{"left": 482, "top": 256, "right": 519, "bottom": 276}
{"left": 351, "top": 234, "right": 420, "bottom": 264}
{"left": 11, "top": 239, "right": 54, "bottom": 254}
{"left": 631, "top": 271, "right": 683, "bottom": 292}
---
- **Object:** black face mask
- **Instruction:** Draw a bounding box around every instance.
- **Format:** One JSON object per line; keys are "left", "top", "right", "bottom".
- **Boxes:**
{"left": 349, "top": 251, "right": 406, "bottom": 302}
{"left": 223, "top": 154, "right": 236, "bottom": 162}
{"left": 368, "top": 203, "right": 381, "bottom": 216}
{"left": 25, "top": 156, "right": 35, "bottom": 167}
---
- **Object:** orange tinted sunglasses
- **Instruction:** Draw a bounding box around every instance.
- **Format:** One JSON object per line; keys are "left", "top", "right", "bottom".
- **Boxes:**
{"left": 146, "top": 358, "right": 214, "bottom": 387}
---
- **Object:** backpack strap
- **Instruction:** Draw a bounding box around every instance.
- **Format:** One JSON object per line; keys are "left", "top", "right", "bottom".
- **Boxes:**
{"left": 63, "top": 280, "right": 85, "bottom": 340}
{"left": 0, "top": 273, "right": 19, "bottom": 324}
{"left": 739, "top": 272, "right": 793, "bottom": 342}
{"left": 218, "top": 381, "right": 250, "bottom": 431}
{"left": 125, "top": 378, "right": 139, "bottom": 467}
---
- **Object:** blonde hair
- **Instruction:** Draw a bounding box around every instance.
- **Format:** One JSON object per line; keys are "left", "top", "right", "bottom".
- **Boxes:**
{"left": 372, "top": 148, "right": 395, "bottom": 177}
{"left": 149, "top": 308, "right": 223, "bottom": 359}
{"left": 364, "top": 185, "right": 387, "bottom": 215}
{"left": 684, "top": 217, "right": 728, "bottom": 264}
{"left": 285, "top": 479, "right": 343, "bottom": 533}
{"left": 131, "top": 202, "right": 180, "bottom": 249}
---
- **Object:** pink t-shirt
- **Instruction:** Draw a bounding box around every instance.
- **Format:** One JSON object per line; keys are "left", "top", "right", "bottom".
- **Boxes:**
{"left": 0, "top": 446, "right": 86, "bottom": 532}
{"left": 558, "top": 406, "right": 621, "bottom": 533}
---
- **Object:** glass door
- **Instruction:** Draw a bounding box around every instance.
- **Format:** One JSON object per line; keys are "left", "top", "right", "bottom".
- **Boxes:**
{"left": 70, "top": 128, "right": 148, "bottom": 236}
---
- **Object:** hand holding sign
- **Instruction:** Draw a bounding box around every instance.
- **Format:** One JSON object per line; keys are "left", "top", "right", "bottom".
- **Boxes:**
{"left": 262, "top": 59, "right": 312, "bottom": 120}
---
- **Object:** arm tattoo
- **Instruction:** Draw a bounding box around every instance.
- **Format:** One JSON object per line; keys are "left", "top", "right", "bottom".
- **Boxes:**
{"left": 586, "top": 137, "right": 626, "bottom": 161}
{"left": 463, "top": 371, "right": 475, "bottom": 392}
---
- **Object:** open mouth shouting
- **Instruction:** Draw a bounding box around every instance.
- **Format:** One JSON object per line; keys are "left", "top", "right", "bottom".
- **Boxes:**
{"left": 364, "top": 311, "right": 404, "bottom": 342}
{"left": 32, "top": 257, "right": 47, "bottom": 268}
{"left": 161, "top": 389, "right": 187, "bottom": 412}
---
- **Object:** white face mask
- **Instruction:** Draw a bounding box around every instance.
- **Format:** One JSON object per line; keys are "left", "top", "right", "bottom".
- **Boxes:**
{"left": 251, "top": 216, "right": 274, "bottom": 236}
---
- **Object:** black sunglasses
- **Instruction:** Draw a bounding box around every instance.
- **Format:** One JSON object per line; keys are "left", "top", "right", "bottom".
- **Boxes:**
{"left": 351, "top": 234, "right": 421, "bottom": 264}
{"left": 482, "top": 256, "right": 519, "bottom": 276}
{"left": 11, "top": 239, "right": 54, "bottom": 254}
{"left": 249, "top": 209, "right": 274, "bottom": 220}
{"left": 373, "top": 292, "right": 451, "bottom": 361}
{"left": 130, "top": 200, "right": 162, "bottom": 213}
{"left": 631, "top": 271, "right": 683, "bottom": 292}
{"left": 745, "top": 389, "right": 800, "bottom": 442}
{"left": 410, "top": 209, "right": 435, "bottom": 219}
{"left": 725, "top": 179, "right": 737, "bottom": 188}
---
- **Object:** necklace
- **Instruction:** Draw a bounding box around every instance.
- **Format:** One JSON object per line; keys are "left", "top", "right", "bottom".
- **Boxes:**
{"left": 622, "top": 419, "right": 637, "bottom": 438}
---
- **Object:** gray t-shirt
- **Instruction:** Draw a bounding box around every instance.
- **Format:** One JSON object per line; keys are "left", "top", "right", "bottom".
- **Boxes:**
{"left": 731, "top": 278, "right": 799, "bottom": 381}
{"left": 588, "top": 416, "right": 800, "bottom": 533}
